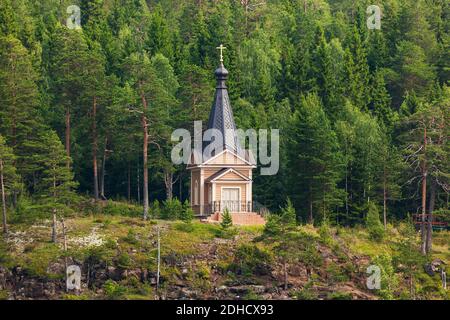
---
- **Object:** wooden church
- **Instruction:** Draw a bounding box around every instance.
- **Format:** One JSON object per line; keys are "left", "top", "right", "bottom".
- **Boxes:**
{"left": 187, "top": 46, "right": 265, "bottom": 226}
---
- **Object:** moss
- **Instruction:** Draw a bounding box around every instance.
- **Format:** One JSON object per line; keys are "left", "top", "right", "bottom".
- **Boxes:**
{"left": 22, "top": 243, "right": 62, "bottom": 278}
{"left": 0, "top": 289, "right": 9, "bottom": 300}
{"left": 327, "top": 291, "right": 353, "bottom": 300}
{"left": 63, "top": 293, "right": 91, "bottom": 300}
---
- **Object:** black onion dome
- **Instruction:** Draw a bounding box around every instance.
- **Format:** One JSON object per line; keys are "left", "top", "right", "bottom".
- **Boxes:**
{"left": 204, "top": 62, "right": 243, "bottom": 160}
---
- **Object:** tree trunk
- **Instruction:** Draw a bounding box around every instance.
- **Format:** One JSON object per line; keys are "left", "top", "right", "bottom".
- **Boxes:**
{"left": 52, "top": 174, "right": 57, "bottom": 243}
{"left": 137, "top": 163, "right": 140, "bottom": 204}
{"left": 426, "top": 181, "right": 436, "bottom": 253}
{"left": 309, "top": 186, "right": 313, "bottom": 224}
{"left": 284, "top": 261, "right": 288, "bottom": 290}
{"left": 52, "top": 209, "right": 57, "bottom": 243}
{"left": 179, "top": 171, "right": 183, "bottom": 202}
{"left": 140, "top": 86, "right": 149, "bottom": 220}
{"left": 383, "top": 165, "right": 387, "bottom": 230}
{"left": 100, "top": 137, "right": 107, "bottom": 200}
{"left": 92, "top": 96, "right": 99, "bottom": 200}
{"left": 1, "top": 160, "right": 7, "bottom": 234}
{"left": 164, "top": 170, "right": 173, "bottom": 200}
{"left": 420, "top": 127, "right": 427, "bottom": 255}
{"left": 127, "top": 163, "right": 131, "bottom": 202}
{"left": 65, "top": 107, "right": 71, "bottom": 168}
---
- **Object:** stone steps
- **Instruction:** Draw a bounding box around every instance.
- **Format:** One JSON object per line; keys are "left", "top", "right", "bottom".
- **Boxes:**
{"left": 204, "top": 212, "right": 266, "bottom": 226}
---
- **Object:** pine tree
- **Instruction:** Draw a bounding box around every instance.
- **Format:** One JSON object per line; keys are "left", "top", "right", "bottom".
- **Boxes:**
{"left": 123, "top": 51, "right": 172, "bottom": 220}
{"left": 49, "top": 27, "right": 91, "bottom": 168}
{"left": 0, "top": 35, "right": 42, "bottom": 192}
{"left": 32, "top": 130, "right": 78, "bottom": 242}
{"left": 0, "top": 135, "right": 18, "bottom": 234}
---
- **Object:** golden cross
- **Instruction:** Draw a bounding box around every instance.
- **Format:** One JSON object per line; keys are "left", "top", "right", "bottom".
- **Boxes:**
{"left": 216, "top": 44, "right": 227, "bottom": 62}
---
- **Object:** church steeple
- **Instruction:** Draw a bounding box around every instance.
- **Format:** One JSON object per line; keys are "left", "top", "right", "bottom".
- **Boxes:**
{"left": 205, "top": 45, "right": 242, "bottom": 156}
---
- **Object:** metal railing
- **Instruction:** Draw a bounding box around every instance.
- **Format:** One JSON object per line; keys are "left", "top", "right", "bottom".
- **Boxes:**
{"left": 196, "top": 201, "right": 253, "bottom": 215}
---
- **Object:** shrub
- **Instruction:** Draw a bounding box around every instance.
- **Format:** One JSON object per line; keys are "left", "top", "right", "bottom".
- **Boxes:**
{"left": 262, "top": 199, "right": 296, "bottom": 238}
{"left": 220, "top": 209, "right": 233, "bottom": 229}
{"left": 327, "top": 291, "right": 352, "bottom": 300}
{"left": 371, "top": 253, "right": 398, "bottom": 299}
{"left": 326, "top": 263, "right": 349, "bottom": 283}
{"left": 150, "top": 200, "right": 161, "bottom": 218}
{"left": 161, "top": 198, "right": 182, "bottom": 220}
{"left": 230, "top": 244, "right": 273, "bottom": 276}
{"left": 263, "top": 214, "right": 282, "bottom": 237}
{"left": 180, "top": 200, "right": 194, "bottom": 223}
{"left": 292, "top": 282, "right": 318, "bottom": 300}
{"left": 103, "top": 280, "right": 127, "bottom": 299}
{"left": 319, "top": 218, "right": 333, "bottom": 245}
{"left": 280, "top": 198, "right": 297, "bottom": 227}
{"left": 174, "top": 221, "right": 195, "bottom": 233}
{"left": 366, "top": 203, "right": 385, "bottom": 242}
{"left": 117, "top": 253, "right": 132, "bottom": 269}
{"left": 102, "top": 201, "right": 141, "bottom": 217}
{"left": 122, "top": 229, "right": 139, "bottom": 245}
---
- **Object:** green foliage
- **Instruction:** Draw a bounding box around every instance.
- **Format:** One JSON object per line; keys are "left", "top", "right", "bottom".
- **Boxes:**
{"left": 280, "top": 198, "right": 297, "bottom": 227}
{"left": 220, "top": 208, "right": 233, "bottom": 230}
{"left": 116, "top": 252, "right": 132, "bottom": 269}
{"left": 103, "top": 280, "right": 127, "bottom": 300}
{"left": 263, "top": 213, "right": 282, "bottom": 237}
{"left": 371, "top": 253, "right": 398, "bottom": 300}
{"left": 319, "top": 218, "right": 333, "bottom": 245}
{"left": 327, "top": 291, "right": 352, "bottom": 300}
{"left": 161, "top": 198, "right": 182, "bottom": 220}
{"left": 287, "top": 93, "right": 343, "bottom": 223}
{"left": 292, "top": 281, "right": 318, "bottom": 300}
{"left": 230, "top": 244, "right": 273, "bottom": 276}
{"left": 102, "top": 201, "right": 141, "bottom": 217}
{"left": 121, "top": 229, "right": 139, "bottom": 245}
{"left": 180, "top": 200, "right": 194, "bottom": 223}
{"left": 0, "top": 0, "right": 447, "bottom": 256}
{"left": 366, "top": 203, "right": 385, "bottom": 242}
{"left": 150, "top": 200, "right": 161, "bottom": 218}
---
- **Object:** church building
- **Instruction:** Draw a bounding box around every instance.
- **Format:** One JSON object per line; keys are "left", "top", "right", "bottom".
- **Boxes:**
{"left": 187, "top": 45, "right": 265, "bottom": 226}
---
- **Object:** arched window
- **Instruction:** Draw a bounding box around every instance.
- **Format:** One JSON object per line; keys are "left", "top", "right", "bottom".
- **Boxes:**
{"left": 194, "top": 180, "right": 199, "bottom": 205}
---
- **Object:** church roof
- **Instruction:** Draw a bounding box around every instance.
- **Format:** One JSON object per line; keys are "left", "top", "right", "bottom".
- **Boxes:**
{"left": 204, "top": 62, "right": 243, "bottom": 159}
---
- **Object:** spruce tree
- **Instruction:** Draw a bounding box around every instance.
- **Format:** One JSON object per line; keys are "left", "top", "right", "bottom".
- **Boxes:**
{"left": 220, "top": 208, "right": 233, "bottom": 229}
{"left": 288, "top": 93, "right": 343, "bottom": 223}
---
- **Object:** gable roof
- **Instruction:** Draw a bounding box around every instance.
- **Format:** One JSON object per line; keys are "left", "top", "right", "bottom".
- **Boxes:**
{"left": 205, "top": 168, "right": 251, "bottom": 183}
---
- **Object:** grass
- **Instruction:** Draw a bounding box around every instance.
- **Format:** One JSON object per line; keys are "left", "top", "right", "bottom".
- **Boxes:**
{"left": 20, "top": 242, "right": 62, "bottom": 278}
{"left": 2, "top": 212, "right": 449, "bottom": 300}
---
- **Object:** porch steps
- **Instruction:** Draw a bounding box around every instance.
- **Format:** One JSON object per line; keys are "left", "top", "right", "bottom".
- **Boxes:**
{"left": 203, "top": 212, "right": 266, "bottom": 226}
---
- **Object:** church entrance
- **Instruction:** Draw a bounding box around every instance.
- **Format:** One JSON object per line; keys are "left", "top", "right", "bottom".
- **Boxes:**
{"left": 221, "top": 187, "right": 240, "bottom": 212}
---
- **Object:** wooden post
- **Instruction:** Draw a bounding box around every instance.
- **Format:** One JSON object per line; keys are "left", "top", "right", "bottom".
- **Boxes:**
{"left": 156, "top": 226, "right": 161, "bottom": 294}
{"left": 61, "top": 217, "right": 68, "bottom": 292}
{"left": 420, "top": 126, "right": 427, "bottom": 255}
{"left": 1, "top": 159, "right": 7, "bottom": 234}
